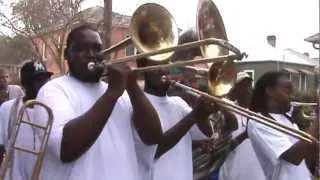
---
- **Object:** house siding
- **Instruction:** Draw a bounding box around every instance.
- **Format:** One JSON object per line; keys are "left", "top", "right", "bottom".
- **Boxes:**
{"left": 237, "top": 61, "right": 316, "bottom": 92}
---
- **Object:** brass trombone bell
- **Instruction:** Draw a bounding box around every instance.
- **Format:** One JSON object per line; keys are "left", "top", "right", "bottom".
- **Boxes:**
{"left": 197, "top": 0, "right": 229, "bottom": 58}
{"left": 207, "top": 61, "right": 237, "bottom": 97}
{"left": 130, "top": 3, "right": 179, "bottom": 61}
{"left": 169, "top": 0, "right": 237, "bottom": 97}
{"left": 96, "top": 3, "right": 179, "bottom": 63}
{"left": 181, "top": 61, "right": 237, "bottom": 97}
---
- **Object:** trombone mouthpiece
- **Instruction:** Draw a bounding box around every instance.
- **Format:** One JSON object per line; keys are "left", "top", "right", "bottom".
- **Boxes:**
{"left": 87, "top": 62, "right": 96, "bottom": 71}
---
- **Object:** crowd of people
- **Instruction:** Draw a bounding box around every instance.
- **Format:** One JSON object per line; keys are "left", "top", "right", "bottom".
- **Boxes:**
{"left": 0, "top": 24, "right": 318, "bottom": 180}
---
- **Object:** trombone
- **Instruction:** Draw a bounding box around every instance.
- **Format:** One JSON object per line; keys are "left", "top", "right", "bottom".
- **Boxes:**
{"left": 291, "top": 102, "right": 318, "bottom": 107}
{"left": 163, "top": 73, "right": 318, "bottom": 144}
{"left": 163, "top": 0, "right": 316, "bottom": 143}
{"left": 87, "top": 2, "right": 246, "bottom": 73}
{"left": 0, "top": 100, "right": 53, "bottom": 180}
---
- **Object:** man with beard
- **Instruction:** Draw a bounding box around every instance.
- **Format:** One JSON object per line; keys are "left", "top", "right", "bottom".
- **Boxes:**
{"left": 33, "top": 24, "right": 162, "bottom": 180}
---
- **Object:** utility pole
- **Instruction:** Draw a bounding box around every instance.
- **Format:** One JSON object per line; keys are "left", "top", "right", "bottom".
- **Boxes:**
{"left": 104, "top": 0, "right": 112, "bottom": 50}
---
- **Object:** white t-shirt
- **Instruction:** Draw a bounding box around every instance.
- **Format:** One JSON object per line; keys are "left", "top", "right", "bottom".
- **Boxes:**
{"left": 33, "top": 75, "right": 140, "bottom": 180}
{"left": 8, "top": 85, "right": 24, "bottom": 100}
{"left": 248, "top": 113, "right": 311, "bottom": 180}
{"left": 219, "top": 112, "right": 266, "bottom": 180}
{"left": 136, "top": 93, "right": 207, "bottom": 180}
{"left": 0, "top": 98, "right": 38, "bottom": 180}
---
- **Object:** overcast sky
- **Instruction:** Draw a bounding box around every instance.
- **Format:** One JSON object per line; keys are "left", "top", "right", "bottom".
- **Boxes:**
{"left": 1, "top": 0, "right": 318, "bottom": 57}
{"left": 82, "top": 0, "right": 320, "bottom": 57}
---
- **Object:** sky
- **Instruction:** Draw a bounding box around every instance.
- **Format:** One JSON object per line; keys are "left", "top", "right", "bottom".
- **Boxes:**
{"left": 0, "top": 0, "right": 318, "bottom": 57}
{"left": 81, "top": 0, "right": 320, "bottom": 57}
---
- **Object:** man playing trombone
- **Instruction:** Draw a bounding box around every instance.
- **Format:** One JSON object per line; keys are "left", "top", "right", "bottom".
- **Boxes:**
{"left": 32, "top": 24, "right": 163, "bottom": 180}
{"left": 248, "top": 71, "right": 319, "bottom": 180}
{"left": 135, "top": 57, "right": 236, "bottom": 180}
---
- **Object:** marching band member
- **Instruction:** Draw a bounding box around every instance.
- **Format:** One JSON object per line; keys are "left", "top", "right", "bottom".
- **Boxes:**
{"left": 0, "top": 60, "right": 52, "bottom": 179}
{"left": 33, "top": 24, "right": 162, "bottom": 180}
{"left": 248, "top": 71, "right": 318, "bottom": 180}
{"left": 167, "top": 29, "right": 238, "bottom": 180}
{"left": 218, "top": 71, "right": 266, "bottom": 180}
{"left": 0, "top": 68, "right": 24, "bottom": 106}
{"left": 135, "top": 58, "right": 223, "bottom": 180}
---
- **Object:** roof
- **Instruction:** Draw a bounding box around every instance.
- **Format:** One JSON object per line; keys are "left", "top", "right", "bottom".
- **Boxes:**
{"left": 304, "top": 33, "right": 320, "bottom": 43}
{"left": 239, "top": 43, "right": 315, "bottom": 67}
{"left": 282, "top": 67, "right": 299, "bottom": 74}
{"left": 76, "top": 6, "right": 131, "bottom": 28}
{"left": 310, "top": 58, "right": 319, "bottom": 68}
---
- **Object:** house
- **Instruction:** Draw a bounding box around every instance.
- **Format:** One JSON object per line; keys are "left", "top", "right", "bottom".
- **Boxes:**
{"left": 34, "top": 6, "right": 134, "bottom": 76}
{"left": 304, "top": 33, "right": 320, "bottom": 50}
{"left": 236, "top": 35, "right": 317, "bottom": 92}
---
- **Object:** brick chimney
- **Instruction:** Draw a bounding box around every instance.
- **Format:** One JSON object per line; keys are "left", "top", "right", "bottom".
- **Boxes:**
{"left": 267, "top": 35, "right": 276, "bottom": 48}
{"left": 303, "top": 52, "right": 310, "bottom": 57}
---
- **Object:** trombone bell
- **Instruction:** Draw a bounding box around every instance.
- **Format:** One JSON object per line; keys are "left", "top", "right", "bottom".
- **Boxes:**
{"left": 197, "top": 0, "right": 229, "bottom": 58}
{"left": 207, "top": 61, "right": 237, "bottom": 97}
{"left": 130, "top": 3, "right": 179, "bottom": 61}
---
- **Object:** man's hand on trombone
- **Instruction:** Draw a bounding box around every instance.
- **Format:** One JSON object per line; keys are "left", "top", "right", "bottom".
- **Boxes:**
{"left": 191, "top": 96, "right": 238, "bottom": 139}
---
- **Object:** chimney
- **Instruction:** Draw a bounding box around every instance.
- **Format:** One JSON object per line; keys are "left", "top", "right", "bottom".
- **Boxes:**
{"left": 267, "top": 35, "right": 276, "bottom": 48}
{"left": 303, "top": 52, "right": 310, "bottom": 57}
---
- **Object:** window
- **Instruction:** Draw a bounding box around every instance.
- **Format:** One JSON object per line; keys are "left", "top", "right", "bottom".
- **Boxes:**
{"left": 300, "top": 73, "right": 307, "bottom": 91}
{"left": 125, "top": 44, "right": 136, "bottom": 56}
{"left": 243, "top": 69, "right": 255, "bottom": 87}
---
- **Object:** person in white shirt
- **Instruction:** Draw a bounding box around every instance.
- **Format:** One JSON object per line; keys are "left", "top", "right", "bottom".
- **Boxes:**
{"left": 0, "top": 60, "right": 52, "bottom": 180}
{"left": 218, "top": 71, "right": 266, "bottom": 180}
{"left": 0, "top": 68, "right": 24, "bottom": 106}
{"left": 32, "top": 24, "right": 162, "bottom": 180}
{"left": 135, "top": 57, "right": 237, "bottom": 180}
{"left": 247, "top": 71, "right": 318, "bottom": 180}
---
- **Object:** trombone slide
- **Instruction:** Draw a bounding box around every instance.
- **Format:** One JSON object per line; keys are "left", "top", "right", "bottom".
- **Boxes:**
{"left": 291, "top": 102, "right": 318, "bottom": 107}
{"left": 167, "top": 79, "right": 318, "bottom": 144}
{"left": 88, "top": 38, "right": 246, "bottom": 72}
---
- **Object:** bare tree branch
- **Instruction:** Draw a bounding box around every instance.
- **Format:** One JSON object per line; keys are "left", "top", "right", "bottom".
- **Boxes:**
{"left": 0, "top": 0, "right": 83, "bottom": 74}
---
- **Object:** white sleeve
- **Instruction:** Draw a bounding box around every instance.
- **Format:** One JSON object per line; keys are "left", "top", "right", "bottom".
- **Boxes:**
{"left": 0, "top": 105, "right": 7, "bottom": 146}
{"left": 247, "top": 120, "right": 295, "bottom": 161}
{"left": 176, "top": 97, "right": 192, "bottom": 116}
{"left": 190, "top": 124, "right": 208, "bottom": 140}
{"left": 0, "top": 101, "right": 13, "bottom": 147}
{"left": 133, "top": 126, "right": 157, "bottom": 176}
{"left": 9, "top": 85, "right": 25, "bottom": 99}
{"left": 174, "top": 97, "right": 208, "bottom": 140}
{"left": 16, "top": 86, "right": 25, "bottom": 98}
{"left": 33, "top": 85, "right": 76, "bottom": 159}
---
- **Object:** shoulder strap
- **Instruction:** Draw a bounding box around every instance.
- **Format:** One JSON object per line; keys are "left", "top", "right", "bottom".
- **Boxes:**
{"left": 7, "top": 98, "right": 21, "bottom": 140}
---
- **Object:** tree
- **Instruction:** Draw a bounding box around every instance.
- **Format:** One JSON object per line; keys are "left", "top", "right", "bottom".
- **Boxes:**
{"left": 0, "top": 35, "right": 38, "bottom": 64}
{"left": 104, "top": 0, "right": 112, "bottom": 49}
{"left": 0, "top": 0, "right": 85, "bottom": 74}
